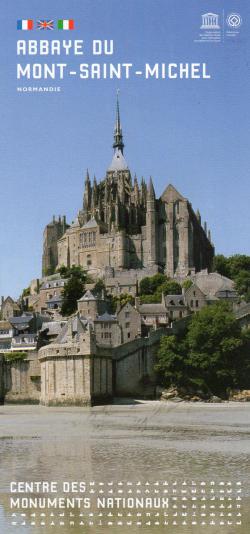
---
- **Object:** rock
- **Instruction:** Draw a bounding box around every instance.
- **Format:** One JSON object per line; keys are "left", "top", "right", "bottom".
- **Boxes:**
{"left": 209, "top": 396, "right": 222, "bottom": 403}
{"left": 190, "top": 396, "right": 202, "bottom": 402}
{"left": 161, "top": 387, "right": 179, "bottom": 400}
{"left": 229, "top": 389, "right": 250, "bottom": 402}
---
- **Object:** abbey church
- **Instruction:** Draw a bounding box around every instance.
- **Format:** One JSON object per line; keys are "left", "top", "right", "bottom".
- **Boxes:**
{"left": 42, "top": 98, "right": 214, "bottom": 281}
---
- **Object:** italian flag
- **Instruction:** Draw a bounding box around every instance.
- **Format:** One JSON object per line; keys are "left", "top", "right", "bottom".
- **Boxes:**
{"left": 17, "top": 19, "right": 33, "bottom": 30}
{"left": 58, "top": 19, "right": 74, "bottom": 30}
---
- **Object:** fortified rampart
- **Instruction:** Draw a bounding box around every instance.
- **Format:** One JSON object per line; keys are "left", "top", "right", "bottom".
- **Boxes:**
{"left": 2, "top": 352, "right": 41, "bottom": 404}
{"left": 39, "top": 343, "right": 112, "bottom": 407}
{"left": 0, "top": 326, "right": 176, "bottom": 406}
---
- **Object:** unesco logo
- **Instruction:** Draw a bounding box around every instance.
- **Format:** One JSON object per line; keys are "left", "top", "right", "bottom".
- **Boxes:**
{"left": 226, "top": 13, "right": 242, "bottom": 28}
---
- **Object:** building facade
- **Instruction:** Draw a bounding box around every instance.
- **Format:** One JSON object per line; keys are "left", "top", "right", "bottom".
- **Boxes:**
{"left": 43, "top": 98, "right": 214, "bottom": 281}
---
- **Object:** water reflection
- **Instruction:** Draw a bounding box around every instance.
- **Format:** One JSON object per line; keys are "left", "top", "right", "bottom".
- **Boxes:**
{"left": 0, "top": 402, "right": 250, "bottom": 533}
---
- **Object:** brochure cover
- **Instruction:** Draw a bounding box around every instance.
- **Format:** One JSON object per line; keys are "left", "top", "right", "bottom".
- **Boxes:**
{"left": 0, "top": 1, "right": 249, "bottom": 533}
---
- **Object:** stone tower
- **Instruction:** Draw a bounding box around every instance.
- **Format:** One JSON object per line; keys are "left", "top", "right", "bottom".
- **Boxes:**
{"left": 42, "top": 215, "right": 68, "bottom": 276}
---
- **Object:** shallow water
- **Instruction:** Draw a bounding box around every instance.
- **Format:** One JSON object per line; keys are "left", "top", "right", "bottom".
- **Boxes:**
{"left": 0, "top": 401, "right": 249, "bottom": 533}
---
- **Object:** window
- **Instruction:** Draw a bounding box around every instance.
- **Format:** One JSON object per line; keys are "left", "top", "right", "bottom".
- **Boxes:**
{"left": 190, "top": 300, "right": 193, "bottom": 307}
{"left": 127, "top": 333, "right": 130, "bottom": 339}
{"left": 125, "top": 322, "right": 130, "bottom": 328}
{"left": 179, "top": 311, "right": 182, "bottom": 318}
{"left": 196, "top": 300, "right": 199, "bottom": 307}
{"left": 125, "top": 312, "right": 130, "bottom": 318}
{"left": 193, "top": 291, "right": 196, "bottom": 296}
{"left": 104, "top": 332, "right": 111, "bottom": 339}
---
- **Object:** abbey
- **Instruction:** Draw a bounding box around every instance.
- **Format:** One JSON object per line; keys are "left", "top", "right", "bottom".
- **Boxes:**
{"left": 42, "top": 98, "right": 214, "bottom": 281}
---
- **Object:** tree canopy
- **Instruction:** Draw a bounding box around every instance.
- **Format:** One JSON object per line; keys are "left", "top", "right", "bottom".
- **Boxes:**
{"left": 156, "top": 301, "right": 250, "bottom": 397}
{"left": 61, "top": 266, "right": 88, "bottom": 316}
{"left": 139, "top": 274, "right": 182, "bottom": 303}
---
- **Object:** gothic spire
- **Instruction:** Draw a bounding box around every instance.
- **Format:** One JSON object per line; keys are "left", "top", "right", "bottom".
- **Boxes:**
{"left": 113, "top": 91, "right": 124, "bottom": 154}
{"left": 85, "top": 168, "right": 90, "bottom": 183}
{"left": 147, "top": 177, "right": 156, "bottom": 199}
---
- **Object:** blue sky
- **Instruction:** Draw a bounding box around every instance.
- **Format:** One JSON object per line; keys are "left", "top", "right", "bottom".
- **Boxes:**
{"left": 0, "top": 0, "right": 249, "bottom": 298}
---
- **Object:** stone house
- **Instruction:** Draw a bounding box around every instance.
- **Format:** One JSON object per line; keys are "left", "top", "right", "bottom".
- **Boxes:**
{"left": 77, "top": 290, "right": 106, "bottom": 318}
{"left": 116, "top": 301, "right": 141, "bottom": 342}
{"left": 185, "top": 271, "right": 239, "bottom": 312}
{"left": 94, "top": 312, "right": 121, "bottom": 347}
{"left": 165, "top": 294, "right": 189, "bottom": 321}
{"left": 38, "top": 278, "right": 68, "bottom": 312}
{"left": 1, "top": 297, "right": 21, "bottom": 321}
{"left": 184, "top": 283, "right": 208, "bottom": 312}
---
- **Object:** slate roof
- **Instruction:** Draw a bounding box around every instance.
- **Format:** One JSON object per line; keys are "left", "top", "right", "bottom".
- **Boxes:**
{"left": 138, "top": 304, "right": 167, "bottom": 314}
{"left": 82, "top": 217, "right": 98, "bottom": 229}
{"left": 165, "top": 295, "right": 185, "bottom": 307}
{"left": 191, "top": 271, "right": 234, "bottom": 297}
{"left": 78, "top": 290, "right": 97, "bottom": 302}
{"left": 108, "top": 149, "right": 129, "bottom": 171}
{"left": 40, "top": 321, "right": 67, "bottom": 336}
{"left": 9, "top": 314, "right": 33, "bottom": 325}
{"left": 46, "top": 295, "right": 63, "bottom": 304}
{"left": 40, "top": 278, "right": 67, "bottom": 290}
{"left": 56, "top": 315, "right": 88, "bottom": 344}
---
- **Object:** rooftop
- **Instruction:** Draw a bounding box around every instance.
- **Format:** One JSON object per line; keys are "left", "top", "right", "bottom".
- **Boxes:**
{"left": 138, "top": 303, "right": 167, "bottom": 314}
{"left": 108, "top": 149, "right": 129, "bottom": 172}
{"left": 78, "top": 290, "right": 97, "bottom": 302}
{"left": 82, "top": 217, "right": 98, "bottom": 229}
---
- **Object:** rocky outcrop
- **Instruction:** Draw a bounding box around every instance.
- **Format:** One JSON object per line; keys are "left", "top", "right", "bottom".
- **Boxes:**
{"left": 229, "top": 390, "right": 250, "bottom": 402}
{"left": 159, "top": 386, "right": 223, "bottom": 403}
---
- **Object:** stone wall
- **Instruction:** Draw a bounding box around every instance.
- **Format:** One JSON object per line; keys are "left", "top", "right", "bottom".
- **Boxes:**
{"left": 3, "top": 353, "right": 41, "bottom": 403}
{"left": 39, "top": 342, "right": 113, "bottom": 406}
{"left": 98, "top": 328, "right": 170, "bottom": 397}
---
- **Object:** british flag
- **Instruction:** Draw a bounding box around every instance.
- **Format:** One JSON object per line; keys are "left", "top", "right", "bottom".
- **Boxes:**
{"left": 37, "top": 20, "right": 54, "bottom": 30}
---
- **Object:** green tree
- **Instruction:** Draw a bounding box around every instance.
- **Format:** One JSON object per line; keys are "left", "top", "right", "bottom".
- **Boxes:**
{"left": 234, "top": 270, "right": 250, "bottom": 301}
{"left": 212, "top": 255, "right": 231, "bottom": 278}
{"left": 109, "top": 293, "right": 134, "bottom": 313}
{"left": 61, "top": 266, "right": 87, "bottom": 316}
{"left": 155, "top": 334, "right": 188, "bottom": 387}
{"left": 186, "top": 302, "right": 244, "bottom": 395}
{"left": 182, "top": 279, "right": 193, "bottom": 291}
{"left": 155, "top": 280, "right": 182, "bottom": 299}
{"left": 57, "top": 265, "right": 69, "bottom": 278}
{"left": 93, "top": 279, "right": 106, "bottom": 297}
{"left": 139, "top": 274, "right": 166, "bottom": 295}
{"left": 44, "top": 266, "right": 56, "bottom": 276}
{"left": 22, "top": 287, "right": 30, "bottom": 297}
{"left": 139, "top": 273, "right": 181, "bottom": 303}
{"left": 155, "top": 301, "right": 250, "bottom": 397}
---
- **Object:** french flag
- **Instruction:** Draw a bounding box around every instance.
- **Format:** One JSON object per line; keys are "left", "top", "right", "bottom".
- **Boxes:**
{"left": 17, "top": 20, "right": 33, "bottom": 30}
